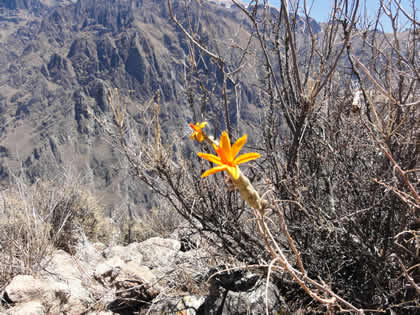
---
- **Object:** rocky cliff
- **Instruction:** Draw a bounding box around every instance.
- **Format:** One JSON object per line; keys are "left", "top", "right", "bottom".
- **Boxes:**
{"left": 0, "top": 0, "right": 320, "bottom": 212}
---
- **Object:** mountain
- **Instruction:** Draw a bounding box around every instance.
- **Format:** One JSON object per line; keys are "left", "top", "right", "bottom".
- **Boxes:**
{"left": 0, "top": 0, "right": 320, "bottom": 212}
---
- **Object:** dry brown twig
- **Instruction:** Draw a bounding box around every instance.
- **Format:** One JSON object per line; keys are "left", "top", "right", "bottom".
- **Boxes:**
{"left": 391, "top": 253, "right": 420, "bottom": 296}
{"left": 380, "top": 147, "right": 419, "bottom": 204}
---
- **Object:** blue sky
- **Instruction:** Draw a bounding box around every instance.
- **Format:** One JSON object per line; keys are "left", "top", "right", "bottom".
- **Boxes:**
{"left": 244, "top": 0, "right": 419, "bottom": 32}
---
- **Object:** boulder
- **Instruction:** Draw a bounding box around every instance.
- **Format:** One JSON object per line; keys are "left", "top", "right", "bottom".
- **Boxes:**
{"left": 4, "top": 274, "right": 69, "bottom": 314}
{"left": 94, "top": 255, "right": 125, "bottom": 285}
{"left": 4, "top": 275, "right": 68, "bottom": 305}
{"left": 149, "top": 295, "right": 206, "bottom": 315}
{"left": 136, "top": 237, "right": 181, "bottom": 269}
{"left": 43, "top": 249, "right": 80, "bottom": 279}
{"left": 94, "top": 254, "right": 160, "bottom": 313}
{"left": 41, "top": 249, "right": 95, "bottom": 312}
{"left": 103, "top": 243, "right": 143, "bottom": 263}
{"left": 108, "top": 261, "right": 160, "bottom": 312}
{"left": 198, "top": 269, "right": 285, "bottom": 314}
{"left": 5, "top": 301, "right": 46, "bottom": 315}
{"left": 118, "top": 261, "right": 157, "bottom": 285}
{"left": 74, "top": 240, "right": 106, "bottom": 274}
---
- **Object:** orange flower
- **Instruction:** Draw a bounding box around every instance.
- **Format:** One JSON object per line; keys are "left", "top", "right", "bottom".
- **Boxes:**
{"left": 198, "top": 131, "right": 260, "bottom": 179}
{"left": 189, "top": 122, "right": 208, "bottom": 142}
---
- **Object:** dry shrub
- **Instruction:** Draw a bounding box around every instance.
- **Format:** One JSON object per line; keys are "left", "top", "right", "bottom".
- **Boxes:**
{"left": 27, "top": 180, "right": 115, "bottom": 251}
{"left": 118, "top": 206, "right": 184, "bottom": 244}
{"left": 101, "top": 0, "right": 419, "bottom": 312}
{"left": 0, "top": 172, "right": 113, "bottom": 290}
{"left": 0, "top": 188, "right": 52, "bottom": 290}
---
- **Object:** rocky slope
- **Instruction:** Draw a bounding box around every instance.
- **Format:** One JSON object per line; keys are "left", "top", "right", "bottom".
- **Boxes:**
{"left": 1, "top": 235, "right": 282, "bottom": 314}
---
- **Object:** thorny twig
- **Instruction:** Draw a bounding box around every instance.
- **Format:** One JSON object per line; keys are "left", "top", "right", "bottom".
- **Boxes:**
{"left": 391, "top": 254, "right": 420, "bottom": 296}
{"left": 380, "top": 146, "right": 419, "bottom": 205}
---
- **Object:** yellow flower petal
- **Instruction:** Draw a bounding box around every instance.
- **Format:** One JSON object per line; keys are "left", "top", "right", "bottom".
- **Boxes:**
{"left": 201, "top": 165, "right": 227, "bottom": 177}
{"left": 196, "top": 130, "right": 260, "bottom": 179}
{"left": 189, "top": 122, "right": 208, "bottom": 142}
{"left": 231, "top": 134, "right": 247, "bottom": 159}
{"left": 225, "top": 165, "right": 240, "bottom": 179}
{"left": 189, "top": 123, "right": 199, "bottom": 132}
{"left": 234, "top": 152, "right": 261, "bottom": 165}
{"left": 219, "top": 131, "right": 232, "bottom": 162}
{"left": 197, "top": 152, "right": 222, "bottom": 165}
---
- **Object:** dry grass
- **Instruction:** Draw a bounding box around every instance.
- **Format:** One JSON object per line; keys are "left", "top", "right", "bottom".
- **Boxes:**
{"left": 0, "top": 171, "right": 112, "bottom": 291}
{"left": 118, "top": 206, "right": 184, "bottom": 244}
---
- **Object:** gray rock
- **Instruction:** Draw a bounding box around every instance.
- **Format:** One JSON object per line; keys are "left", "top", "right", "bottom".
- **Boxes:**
{"left": 5, "top": 301, "right": 46, "bottom": 315}
{"left": 41, "top": 250, "right": 94, "bottom": 312}
{"left": 149, "top": 295, "right": 206, "bottom": 315}
{"left": 118, "top": 261, "right": 157, "bottom": 284}
{"left": 93, "top": 254, "right": 160, "bottom": 313}
{"left": 198, "top": 269, "right": 284, "bottom": 314}
{"left": 42, "top": 249, "right": 80, "bottom": 280}
{"left": 108, "top": 261, "right": 160, "bottom": 312}
{"left": 103, "top": 243, "right": 143, "bottom": 263}
{"left": 94, "top": 255, "right": 124, "bottom": 285}
{"left": 75, "top": 240, "right": 106, "bottom": 272}
{"left": 136, "top": 237, "right": 181, "bottom": 269}
{"left": 4, "top": 275, "right": 68, "bottom": 305}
